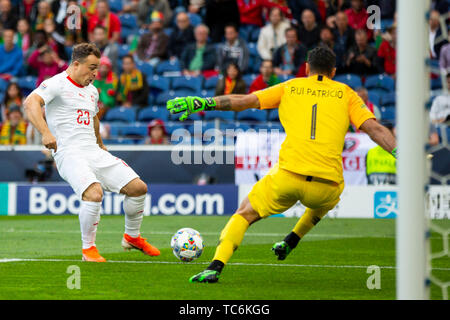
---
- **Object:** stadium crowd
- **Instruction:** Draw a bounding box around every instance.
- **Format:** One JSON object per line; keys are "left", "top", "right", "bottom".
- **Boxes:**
{"left": 0, "top": 0, "right": 449, "bottom": 146}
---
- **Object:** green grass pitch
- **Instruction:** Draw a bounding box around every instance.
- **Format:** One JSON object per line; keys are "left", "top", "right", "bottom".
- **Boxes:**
{"left": 0, "top": 215, "right": 448, "bottom": 300}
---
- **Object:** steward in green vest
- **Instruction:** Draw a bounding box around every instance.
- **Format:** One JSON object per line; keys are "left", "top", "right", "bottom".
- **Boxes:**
{"left": 366, "top": 145, "right": 397, "bottom": 185}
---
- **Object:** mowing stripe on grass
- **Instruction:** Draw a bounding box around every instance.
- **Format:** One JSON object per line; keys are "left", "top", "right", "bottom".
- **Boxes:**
{"left": 1, "top": 258, "right": 449, "bottom": 271}
{"left": 6, "top": 228, "right": 444, "bottom": 239}
{"left": 0, "top": 229, "right": 396, "bottom": 239}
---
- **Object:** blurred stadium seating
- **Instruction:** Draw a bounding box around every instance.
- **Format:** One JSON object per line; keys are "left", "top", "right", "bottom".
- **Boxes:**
{"left": 2, "top": 1, "right": 446, "bottom": 147}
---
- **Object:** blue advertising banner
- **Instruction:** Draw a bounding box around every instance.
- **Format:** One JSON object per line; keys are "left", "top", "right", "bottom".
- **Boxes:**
{"left": 15, "top": 183, "right": 238, "bottom": 216}
{"left": 373, "top": 191, "right": 398, "bottom": 219}
{"left": 0, "top": 183, "right": 8, "bottom": 215}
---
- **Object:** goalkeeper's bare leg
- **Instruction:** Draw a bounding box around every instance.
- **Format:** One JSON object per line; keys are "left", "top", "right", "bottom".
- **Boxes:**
{"left": 189, "top": 197, "right": 261, "bottom": 283}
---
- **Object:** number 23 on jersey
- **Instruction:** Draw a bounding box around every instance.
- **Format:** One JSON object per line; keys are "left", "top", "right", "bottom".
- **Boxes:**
{"left": 76, "top": 109, "right": 90, "bottom": 125}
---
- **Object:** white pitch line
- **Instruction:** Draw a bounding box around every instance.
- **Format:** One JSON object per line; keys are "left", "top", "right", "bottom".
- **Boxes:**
{"left": 0, "top": 229, "right": 394, "bottom": 239}
{"left": 1, "top": 258, "right": 449, "bottom": 271}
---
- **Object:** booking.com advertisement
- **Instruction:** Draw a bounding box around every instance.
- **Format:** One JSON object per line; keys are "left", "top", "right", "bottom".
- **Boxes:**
{"left": 0, "top": 183, "right": 448, "bottom": 219}
{"left": 8, "top": 183, "right": 238, "bottom": 216}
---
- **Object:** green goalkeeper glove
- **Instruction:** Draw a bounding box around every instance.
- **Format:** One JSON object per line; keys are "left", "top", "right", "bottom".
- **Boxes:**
{"left": 166, "top": 96, "right": 216, "bottom": 121}
{"left": 391, "top": 147, "right": 397, "bottom": 159}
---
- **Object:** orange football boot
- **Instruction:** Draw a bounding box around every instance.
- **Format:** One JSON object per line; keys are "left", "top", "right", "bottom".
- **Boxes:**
{"left": 82, "top": 246, "right": 106, "bottom": 262}
{"left": 122, "top": 234, "right": 160, "bottom": 256}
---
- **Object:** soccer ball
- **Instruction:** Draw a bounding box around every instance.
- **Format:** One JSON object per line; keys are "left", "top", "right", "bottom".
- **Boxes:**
{"left": 170, "top": 228, "right": 204, "bottom": 262}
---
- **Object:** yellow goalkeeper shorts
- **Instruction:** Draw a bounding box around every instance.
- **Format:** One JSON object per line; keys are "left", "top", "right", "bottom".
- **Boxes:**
{"left": 248, "top": 163, "right": 344, "bottom": 218}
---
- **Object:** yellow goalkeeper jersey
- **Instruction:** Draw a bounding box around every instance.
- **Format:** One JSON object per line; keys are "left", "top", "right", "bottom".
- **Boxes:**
{"left": 253, "top": 74, "right": 376, "bottom": 184}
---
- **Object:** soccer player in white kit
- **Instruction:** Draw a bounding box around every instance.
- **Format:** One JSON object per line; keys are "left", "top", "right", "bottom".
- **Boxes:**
{"left": 23, "top": 43, "right": 160, "bottom": 262}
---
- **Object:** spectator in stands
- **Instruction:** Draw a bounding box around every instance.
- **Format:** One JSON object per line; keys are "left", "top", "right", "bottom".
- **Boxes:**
{"left": 80, "top": 0, "right": 99, "bottom": 17}
{"left": 439, "top": 33, "right": 450, "bottom": 74}
{"left": 42, "top": 18, "right": 67, "bottom": 60}
{"left": 248, "top": 59, "right": 280, "bottom": 93}
{"left": 1, "top": 82, "right": 23, "bottom": 121}
{"left": 332, "top": 11, "right": 355, "bottom": 73}
{"left": 122, "top": 0, "right": 140, "bottom": 13}
{"left": 22, "top": 0, "right": 36, "bottom": 19}
{"left": 272, "top": 27, "right": 307, "bottom": 77}
{"left": 377, "top": 24, "right": 396, "bottom": 76}
{"left": 32, "top": 0, "right": 53, "bottom": 32}
{"left": 356, "top": 87, "right": 381, "bottom": 120}
{"left": 25, "top": 29, "right": 59, "bottom": 63}
{"left": 117, "top": 54, "right": 149, "bottom": 108}
{"left": 369, "top": 0, "right": 396, "bottom": 19}
{"left": 297, "top": 8, "right": 321, "bottom": 51}
{"left": 93, "top": 25, "right": 119, "bottom": 73}
{"left": 145, "top": 119, "right": 169, "bottom": 145}
{"left": 372, "top": 11, "right": 397, "bottom": 50}
{"left": 217, "top": 24, "right": 249, "bottom": 74}
{"left": 0, "top": 29, "right": 23, "bottom": 80}
{"left": 15, "top": 18, "right": 32, "bottom": 56}
{"left": 0, "top": 105, "right": 27, "bottom": 145}
{"left": 204, "top": 0, "right": 240, "bottom": 43}
{"left": 257, "top": 7, "right": 290, "bottom": 60}
{"left": 188, "top": 0, "right": 206, "bottom": 15}
{"left": 429, "top": 10, "right": 447, "bottom": 59}
{"left": 88, "top": 0, "right": 121, "bottom": 43}
{"left": 345, "top": 0, "right": 368, "bottom": 31}
{"left": 237, "top": 0, "right": 290, "bottom": 29}
{"left": 430, "top": 73, "right": 450, "bottom": 124}
{"left": 93, "top": 56, "right": 118, "bottom": 119}
{"left": 346, "top": 28, "right": 379, "bottom": 76}
{"left": 137, "top": 0, "right": 173, "bottom": 28}
{"left": 0, "top": 0, "right": 18, "bottom": 31}
{"left": 215, "top": 62, "right": 246, "bottom": 96}
{"left": 51, "top": 0, "right": 70, "bottom": 35}
{"left": 64, "top": 0, "right": 89, "bottom": 45}
{"left": 168, "top": 12, "right": 195, "bottom": 60}
{"left": 428, "top": 123, "right": 440, "bottom": 146}
{"left": 318, "top": 26, "right": 335, "bottom": 50}
{"left": 28, "top": 45, "right": 68, "bottom": 86}
{"left": 180, "top": 24, "right": 217, "bottom": 77}
{"left": 288, "top": 0, "right": 323, "bottom": 26}
{"left": 136, "top": 11, "right": 169, "bottom": 66}
{"left": 432, "top": 0, "right": 450, "bottom": 14}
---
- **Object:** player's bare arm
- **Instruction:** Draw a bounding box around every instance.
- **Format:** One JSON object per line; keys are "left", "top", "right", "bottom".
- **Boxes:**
{"left": 167, "top": 94, "right": 260, "bottom": 121}
{"left": 23, "top": 93, "right": 57, "bottom": 152}
{"left": 93, "top": 115, "right": 107, "bottom": 151}
{"left": 359, "top": 118, "right": 397, "bottom": 155}
{"left": 213, "top": 94, "right": 260, "bottom": 111}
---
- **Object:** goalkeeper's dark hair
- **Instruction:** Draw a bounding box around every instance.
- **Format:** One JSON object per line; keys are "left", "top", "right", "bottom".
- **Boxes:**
{"left": 307, "top": 46, "right": 336, "bottom": 77}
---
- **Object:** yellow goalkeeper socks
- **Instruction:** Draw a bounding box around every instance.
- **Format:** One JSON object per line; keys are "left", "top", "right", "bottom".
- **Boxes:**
{"left": 292, "top": 208, "right": 327, "bottom": 238}
{"left": 209, "top": 214, "right": 249, "bottom": 271}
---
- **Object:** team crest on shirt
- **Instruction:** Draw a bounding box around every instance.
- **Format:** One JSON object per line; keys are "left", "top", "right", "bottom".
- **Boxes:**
{"left": 90, "top": 95, "right": 94, "bottom": 102}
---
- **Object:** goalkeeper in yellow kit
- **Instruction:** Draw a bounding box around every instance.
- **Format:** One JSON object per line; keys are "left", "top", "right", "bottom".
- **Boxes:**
{"left": 167, "top": 46, "right": 397, "bottom": 283}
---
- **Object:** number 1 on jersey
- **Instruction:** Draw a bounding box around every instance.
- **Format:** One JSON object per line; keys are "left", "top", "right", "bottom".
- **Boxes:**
{"left": 310, "top": 103, "right": 317, "bottom": 140}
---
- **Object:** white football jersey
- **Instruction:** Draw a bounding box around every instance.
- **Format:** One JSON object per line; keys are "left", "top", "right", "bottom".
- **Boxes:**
{"left": 32, "top": 71, "right": 99, "bottom": 153}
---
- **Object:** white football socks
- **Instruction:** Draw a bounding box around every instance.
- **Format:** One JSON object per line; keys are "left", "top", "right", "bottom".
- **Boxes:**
{"left": 79, "top": 200, "right": 102, "bottom": 249}
{"left": 123, "top": 194, "right": 146, "bottom": 238}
